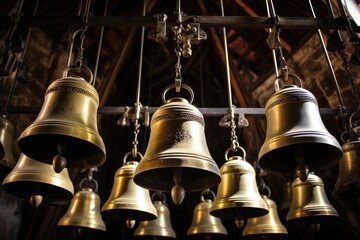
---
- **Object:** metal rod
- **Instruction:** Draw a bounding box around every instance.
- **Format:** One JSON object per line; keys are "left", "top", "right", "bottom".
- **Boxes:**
{"left": 135, "top": 0, "right": 146, "bottom": 107}
{"left": 93, "top": 0, "right": 108, "bottom": 86}
{"left": 220, "top": 0, "right": 234, "bottom": 117}
{"left": 176, "top": 0, "right": 182, "bottom": 23}
{"left": 308, "top": 0, "right": 345, "bottom": 108}
{"left": 265, "top": 0, "right": 279, "bottom": 77}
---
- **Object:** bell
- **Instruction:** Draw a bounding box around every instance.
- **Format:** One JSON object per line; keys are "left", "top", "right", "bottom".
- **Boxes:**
{"left": 134, "top": 95, "right": 221, "bottom": 204}
{"left": 280, "top": 179, "right": 292, "bottom": 213}
{"left": 333, "top": 138, "right": 360, "bottom": 196}
{"left": 134, "top": 200, "right": 176, "bottom": 238}
{"left": 0, "top": 115, "right": 16, "bottom": 181}
{"left": 17, "top": 73, "right": 106, "bottom": 172}
{"left": 58, "top": 188, "right": 106, "bottom": 232}
{"left": 242, "top": 195, "right": 288, "bottom": 238}
{"left": 259, "top": 84, "right": 342, "bottom": 177}
{"left": 187, "top": 198, "right": 227, "bottom": 238}
{"left": 287, "top": 173, "right": 338, "bottom": 222}
{"left": 1, "top": 154, "right": 74, "bottom": 206}
{"left": 101, "top": 161, "right": 157, "bottom": 221}
{"left": 210, "top": 156, "right": 268, "bottom": 220}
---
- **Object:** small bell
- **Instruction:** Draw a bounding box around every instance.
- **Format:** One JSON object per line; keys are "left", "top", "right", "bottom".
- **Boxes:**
{"left": 210, "top": 148, "right": 268, "bottom": 219}
{"left": 0, "top": 114, "right": 16, "bottom": 181}
{"left": 187, "top": 190, "right": 228, "bottom": 239}
{"left": 101, "top": 152, "right": 157, "bottom": 222}
{"left": 287, "top": 173, "right": 338, "bottom": 227}
{"left": 134, "top": 192, "right": 176, "bottom": 238}
{"left": 2, "top": 154, "right": 74, "bottom": 206}
{"left": 243, "top": 195, "right": 288, "bottom": 239}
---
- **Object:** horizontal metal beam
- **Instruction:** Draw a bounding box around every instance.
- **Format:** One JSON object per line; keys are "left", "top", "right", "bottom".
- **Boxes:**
{"left": 0, "top": 15, "right": 358, "bottom": 31}
{"left": 7, "top": 106, "right": 339, "bottom": 116}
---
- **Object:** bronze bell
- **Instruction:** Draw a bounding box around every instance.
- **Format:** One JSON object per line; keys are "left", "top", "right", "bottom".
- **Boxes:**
{"left": 287, "top": 173, "right": 338, "bottom": 222}
{"left": 134, "top": 200, "right": 176, "bottom": 238}
{"left": 243, "top": 195, "right": 288, "bottom": 238}
{"left": 134, "top": 86, "right": 220, "bottom": 204}
{"left": 0, "top": 114, "right": 16, "bottom": 181}
{"left": 101, "top": 160, "right": 157, "bottom": 221}
{"left": 259, "top": 83, "right": 342, "bottom": 177}
{"left": 333, "top": 138, "right": 360, "bottom": 196}
{"left": 58, "top": 188, "right": 106, "bottom": 232}
{"left": 17, "top": 71, "right": 106, "bottom": 172}
{"left": 2, "top": 154, "right": 74, "bottom": 206}
{"left": 210, "top": 155, "right": 268, "bottom": 220}
{"left": 187, "top": 191, "right": 227, "bottom": 238}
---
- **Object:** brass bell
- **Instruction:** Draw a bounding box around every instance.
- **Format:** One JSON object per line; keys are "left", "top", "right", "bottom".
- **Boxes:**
{"left": 187, "top": 190, "right": 228, "bottom": 238}
{"left": 101, "top": 153, "right": 157, "bottom": 222}
{"left": 210, "top": 149, "right": 268, "bottom": 220}
{"left": 287, "top": 173, "right": 338, "bottom": 223}
{"left": 17, "top": 67, "right": 106, "bottom": 172}
{"left": 0, "top": 114, "right": 16, "bottom": 181}
{"left": 134, "top": 84, "right": 221, "bottom": 205}
{"left": 2, "top": 154, "right": 74, "bottom": 206}
{"left": 333, "top": 137, "right": 360, "bottom": 196}
{"left": 259, "top": 78, "right": 342, "bottom": 178}
{"left": 243, "top": 195, "right": 288, "bottom": 238}
{"left": 134, "top": 194, "right": 176, "bottom": 238}
{"left": 58, "top": 187, "right": 106, "bottom": 232}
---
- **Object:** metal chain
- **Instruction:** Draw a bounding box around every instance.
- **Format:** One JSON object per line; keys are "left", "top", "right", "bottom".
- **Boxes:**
{"left": 75, "top": 0, "right": 90, "bottom": 69}
{"left": 230, "top": 106, "right": 240, "bottom": 150}
{"left": 132, "top": 117, "right": 140, "bottom": 158}
{"left": 174, "top": 26, "right": 183, "bottom": 92}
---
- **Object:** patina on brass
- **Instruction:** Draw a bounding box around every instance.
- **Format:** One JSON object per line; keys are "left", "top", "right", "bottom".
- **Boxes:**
{"left": 2, "top": 154, "right": 74, "bottom": 206}
{"left": 259, "top": 83, "right": 342, "bottom": 176}
{"left": 0, "top": 114, "right": 15, "bottom": 181}
{"left": 243, "top": 195, "right": 288, "bottom": 238}
{"left": 287, "top": 173, "right": 339, "bottom": 221}
{"left": 187, "top": 191, "right": 227, "bottom": 238}
{"left": 134, "top": 200, "right": 176, "bottom": 238}
{"left": 134, "top": 93, "right": 221, "bottom": 197}
{"left": 333, "top": 138, "right": 360, "bottom": 196}
{"left": 101, "top": 160, "right": 157, "bottom": 221}
{"left": 17, "top": 75, "right": 106, "bottom": 171}
{"left": 210, "top": 155, "right": 268, "bottom": 219}
{"left": 58, "top": 188, "right": 106, "bottom": 232}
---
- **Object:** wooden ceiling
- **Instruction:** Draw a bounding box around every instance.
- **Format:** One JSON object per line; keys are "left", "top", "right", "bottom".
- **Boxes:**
{"left": 1, "top": 0, "right": 360, "bottom": 240}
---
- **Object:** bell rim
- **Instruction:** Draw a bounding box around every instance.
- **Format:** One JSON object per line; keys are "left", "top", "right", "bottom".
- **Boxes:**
{"left": 210, "top": 202, "right": 269, "bottom": 219}
{"left": 101, "top": 207, "right": 157, "bottom": 221}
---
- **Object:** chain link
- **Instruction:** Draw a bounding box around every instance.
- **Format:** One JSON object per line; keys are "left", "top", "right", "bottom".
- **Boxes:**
{"left": 132, "top": 116, "right": 140, "bottom": 158}
{"left": 229, "top": 106, "right": 240, "bottom": 150}
{"left": 174, "top": 26, "right": 183, "bottom": 90}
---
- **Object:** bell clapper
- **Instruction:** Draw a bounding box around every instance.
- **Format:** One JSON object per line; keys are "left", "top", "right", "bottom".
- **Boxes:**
{"left": 30, "top": 192, "right": 43, "bottom": 207}
{"left": 126, "top": 218, "right": 136, "bottom": 229}
{"left": 171, "top": 168, "right": 185, "bottom": 205}
{"left": 53, "top": 143, "right": 67, "bottom": 173}
{"left": 235, "top": 215, "right": 245, "bottom": 229}
{"left": 295, "top": 147, "right": 309, "bottom": 182}
{"left": 311, "top": 221, "right": 320, "bottom": 232}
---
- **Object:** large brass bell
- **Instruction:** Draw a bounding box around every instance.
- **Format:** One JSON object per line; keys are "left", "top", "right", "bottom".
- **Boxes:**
{"left": 187, "top": 190, "right": 228, "bottom": 238}
{"left": 2, "top": 154, "right": 74, "bottom": 206}
{"left": 287, "top": 173, "right": 338, "bottom": 225}
{"left": 17, "top": 66, "right": 106, "bottom": 172}
{"left": 210, "top": 147, "right": 268, "bottom": 220}
{"left": 134, "top": 192, "right": 176, "bottom": 238}
{"left": 259, "top": 75, "right": 342, "bottom": 179}
{"left": 58, "top": 183, "right": 106, "bottom": 232}
{"left": 0, "top": 114, "right": 16, "bottom": 181}
{"left": 243, "top": 194, "right": 288, "bottom": 239}
{"left": 101, "top": 152, "right": 157, "bottom": 222}
{"left": 134, "top": 84, "right": 221, "bottom": 205}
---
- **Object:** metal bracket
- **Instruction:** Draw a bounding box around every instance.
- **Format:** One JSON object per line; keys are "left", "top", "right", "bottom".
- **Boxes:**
{"left": 148, "top": 14, "right": 168, "bottom": 43}
{"left": 219, "top": 112, "right": 249, "bottom": 128}
{"left": 180, "top": 23, "right": 207, "bottom": 58}
{"left": 117, "top": 104, "right": 150, "bottom": 127}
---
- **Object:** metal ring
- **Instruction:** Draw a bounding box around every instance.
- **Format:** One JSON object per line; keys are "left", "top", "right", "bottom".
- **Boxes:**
{"left": 274, "top": 73, "right": 303, "bottom": 92}
{"left": 79, "top": 177, "right": 99, "bottom": 192}
{"left": 224, "top": 146, "right": 246, "bottom": 161}
{"left": 263, "top": 186, "right": 271, "bottom": 198}
{"left": 62, "top": 65, "right": 94, "bottom": 85}
{"left": 200, "top": 189, "right": 216, "bottom": 202}
{"left": 151, "top": 191, "right": 166, "bottom": 203}
{"left": 161, "top": 84, "right": 194, "bottom": 104}
{"left": 123, "top": 151, "right": 143, "bottom": 164}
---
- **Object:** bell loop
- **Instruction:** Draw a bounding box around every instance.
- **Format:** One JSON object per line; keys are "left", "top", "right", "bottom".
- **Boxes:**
{"left": 200, "top": 189, "right": 215, "bottom": 202}
{"left": 151, "top": 191, "right": 167, "bottom": 204}
{"left": 274, "top": 73, "right": 303, "bottom": 92}
{"left": 79, "top": 176, "right": 99, "bottom": 193}
{"left": 123, "top": 151, "right": 143, "bottom": 165}
{"left": 224, "top": 146, "right": 246, "bottom": 162}
{"left": 62, "top": 65, "right": 94, "bottom": 85}
{"left": 161, "top": 83, "right": 194, "bottom": 104}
